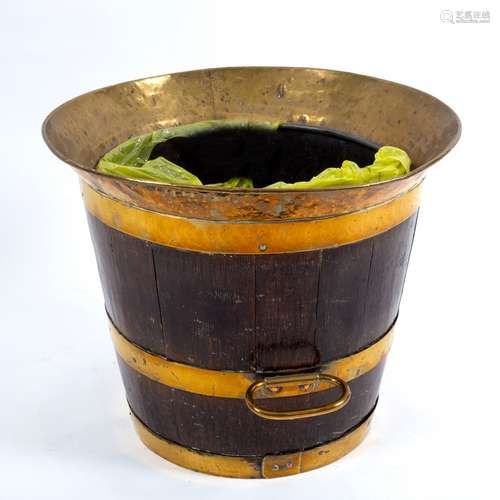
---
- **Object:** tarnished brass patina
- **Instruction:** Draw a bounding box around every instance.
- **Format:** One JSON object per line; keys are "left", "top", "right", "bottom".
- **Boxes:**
{"left": 83, "top": 179, "right": 421, "bottom": 253}
{"left": 42, "top": 67, "right": 460, "bottom": 222}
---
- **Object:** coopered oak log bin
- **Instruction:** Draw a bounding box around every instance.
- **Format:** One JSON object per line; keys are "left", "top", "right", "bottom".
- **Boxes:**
{"left": 42, "top": 67, "right": 461, "bottom": 479}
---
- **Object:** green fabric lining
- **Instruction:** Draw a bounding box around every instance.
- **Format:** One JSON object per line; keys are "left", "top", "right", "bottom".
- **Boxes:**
{"left": 96, "top": 120, "right": 411, "bottom": 189}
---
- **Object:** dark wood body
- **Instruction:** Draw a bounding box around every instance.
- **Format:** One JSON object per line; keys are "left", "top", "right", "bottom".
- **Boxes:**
{"left": 119, "top": 357, "right": 385, "bottom": 456}
{"left": 87, "top": 212, "right": 417, "bottom": 371}
{"left": 87, "top": 211, "right": 417, "bottom": 455}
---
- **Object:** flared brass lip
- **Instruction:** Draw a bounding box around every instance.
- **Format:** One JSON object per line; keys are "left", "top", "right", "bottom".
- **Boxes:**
{"left": 42, "top": 65, "right": 461, "bottom": 194}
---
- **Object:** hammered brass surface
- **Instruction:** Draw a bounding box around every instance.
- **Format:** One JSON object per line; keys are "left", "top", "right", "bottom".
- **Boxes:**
{"left": 43, "top": 67, "right": 460, "bottom": 221}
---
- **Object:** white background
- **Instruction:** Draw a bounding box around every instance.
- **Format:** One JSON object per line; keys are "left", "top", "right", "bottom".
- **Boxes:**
{"left": 1, "top": 1, "right": 498, "bottom": 499}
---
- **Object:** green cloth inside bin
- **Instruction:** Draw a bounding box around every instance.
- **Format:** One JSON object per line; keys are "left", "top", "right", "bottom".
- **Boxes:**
{"left": 96, "top": 120, "right": 411, "bottom": 188}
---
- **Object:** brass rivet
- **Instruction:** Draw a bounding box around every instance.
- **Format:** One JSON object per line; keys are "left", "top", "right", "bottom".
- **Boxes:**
{"left": 267, "top": 386, "right": 282, "bottom": 394}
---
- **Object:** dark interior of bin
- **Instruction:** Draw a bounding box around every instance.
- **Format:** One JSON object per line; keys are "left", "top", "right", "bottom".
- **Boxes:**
{"left": 150, "top": 123, "right": 380, "bottom": 188}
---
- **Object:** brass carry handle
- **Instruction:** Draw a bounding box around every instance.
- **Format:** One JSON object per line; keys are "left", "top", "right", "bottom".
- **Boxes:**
{"left": 244, "top": 372, "right": 351, "bottom": 421}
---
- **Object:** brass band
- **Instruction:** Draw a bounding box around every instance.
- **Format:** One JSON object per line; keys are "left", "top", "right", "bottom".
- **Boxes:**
{"left": 110, "top": 321, "right": 393, "bottom": 400}
{"left": 131, "top": 407, "right": 374, "bottom": 478}
{"left": 83, "top": 180, "right": 421, "bottom": 254}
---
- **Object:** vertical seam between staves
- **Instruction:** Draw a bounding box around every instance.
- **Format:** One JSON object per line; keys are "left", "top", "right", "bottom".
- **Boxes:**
{"left": 252, "top": 254, "right": 258, "bottom": 455}
{"left": 151, "top": 245, "right": 166, "bottom": 354}
{"left": 314, "top": 250, "right": 323, "bottom": 365}
{"left": 361, "top": 239, "right": 376, "bottom": 342}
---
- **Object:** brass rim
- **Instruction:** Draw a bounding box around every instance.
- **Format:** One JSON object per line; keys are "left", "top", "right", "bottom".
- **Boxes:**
{"left": 42, "top": 67, "right": 460, "bottom": 221}
{"left": 110, "top": 320, "right": 393, "bottom": 399}
{"left": 83, "top": 180, "right": 421, "bottom": 254}
{"left": 43, "top": 66, "right": 461, "bottom": 194}
{"left": 131, "top": 407, "right": 374, "bottom": 478}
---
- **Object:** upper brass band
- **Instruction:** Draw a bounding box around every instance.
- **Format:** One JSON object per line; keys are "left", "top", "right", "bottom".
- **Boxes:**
{"left": 82, "top": 180, "right": 421, "bottom": 254}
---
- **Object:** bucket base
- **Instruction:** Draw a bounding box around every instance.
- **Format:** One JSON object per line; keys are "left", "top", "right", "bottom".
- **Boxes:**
{"left": 130, "top": 408, "right": 374, "bottom": 479}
